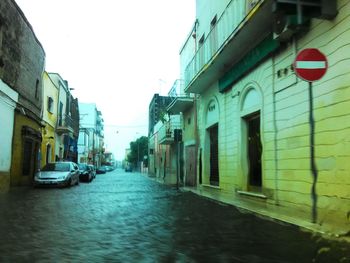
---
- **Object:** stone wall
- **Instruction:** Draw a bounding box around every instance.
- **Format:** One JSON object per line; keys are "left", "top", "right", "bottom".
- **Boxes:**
{"left": 0, "top": 0, "right": 45, "bottom": 123}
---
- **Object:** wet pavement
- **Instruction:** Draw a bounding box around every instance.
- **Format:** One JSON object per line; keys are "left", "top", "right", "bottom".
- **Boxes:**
{"left": 0, "top": 169, "right": 349, "bottom": 262}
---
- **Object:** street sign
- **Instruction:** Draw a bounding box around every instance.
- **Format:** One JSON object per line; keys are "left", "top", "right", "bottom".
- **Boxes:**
{"left": 293, "top": 48, "right": 328, "bottom": 82}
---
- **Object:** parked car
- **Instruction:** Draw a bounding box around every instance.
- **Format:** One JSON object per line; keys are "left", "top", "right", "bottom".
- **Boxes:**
{"left": 34, "top": 162, "right": 80, "bottom": 187}
{"left": 96, "top": 166, "right": 106, "bottom": 174}
{"left": 88, "top": 164, "right": 96, "bottom": 179}
{"left": 78, "top": 163, "right": 93, "bottom": 182}
{"left": 125, "top": 164, "right": 132, "bottom": 172}
{"left": 104, "top": 165, "right": 113, "bottom": 172}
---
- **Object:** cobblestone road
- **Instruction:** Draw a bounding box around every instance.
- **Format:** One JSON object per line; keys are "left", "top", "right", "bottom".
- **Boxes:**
{"left": 0, "top": 169, "right": 349, "bottom": 262}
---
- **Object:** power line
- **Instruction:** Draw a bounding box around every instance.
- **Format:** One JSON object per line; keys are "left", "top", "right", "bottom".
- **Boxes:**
{"left": 103, "top": 124, "right": 147, "bottom": 128}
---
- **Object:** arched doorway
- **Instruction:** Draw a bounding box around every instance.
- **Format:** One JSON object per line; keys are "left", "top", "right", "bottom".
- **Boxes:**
{"left": 240, "top": 87, "right": 263, "bottom": 192}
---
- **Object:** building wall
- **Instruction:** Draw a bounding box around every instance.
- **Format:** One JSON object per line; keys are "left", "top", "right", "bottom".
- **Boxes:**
{"left": 148, "top": 94, "right": 172, "bottom": 136}
{"left": 41, "top": 72, "right": 59, "bottom": 168}
{"left": 0, "top": 0, "right": 45, "bottom": 187}
{"left": 148, "top": 133, "right": 156, "bottom": 176}
{"left": 42, "top": 72, "right": 59, "bottom": 130}
{"left": 272, "top": 0, "right": 350, "bottom": 226}
{"left": 78, "top": 130, "right": 89, "bottom": 163}
{"left": 0, "top": 80, "right": 18, "bottom": 192}
{"left": 0, "top": 0, "right": 45, "bottom": 121}
{"left": 79, "top": 103, "right": 97, "bottom": 129}
{"left": 11, "top": 113, "right": 41, "bottom": 186}
{"left": 194, "top": 0, "right": 350, "bottom": 231}
{"left": 195, "top": 0, "right": 231, "bottom": 40}
{"left": 182, "top": 108, "right": 196, "bottom": 145}
{"left": 78, "top": 103, "right": 103, "bottom": 166}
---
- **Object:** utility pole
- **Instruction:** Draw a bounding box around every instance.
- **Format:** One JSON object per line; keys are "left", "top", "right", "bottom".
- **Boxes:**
{"left": 137, "top": 141, "right": 140, "bottom": 172}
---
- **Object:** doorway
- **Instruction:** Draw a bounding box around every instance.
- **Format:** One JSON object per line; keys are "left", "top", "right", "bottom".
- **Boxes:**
{"left": 245, "top": 113, "right": 262, "bottom": 190}
{"left": 185, "top": 145, "right": 196, "bottom": 186}
{"left": 46, "top": 144, "right": 52, "bottom": 164}
{"left": 209, "top": 125, "right": 219, "bottom": 186}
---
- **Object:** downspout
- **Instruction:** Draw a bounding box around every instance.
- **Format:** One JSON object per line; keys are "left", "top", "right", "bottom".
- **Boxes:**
{"left": 272, "top": 51, "right": 279, "bottom": 205}
{"left": 193, "top": 19, "right": 200, "bottom": 187}
{"left": 194, "top": 94, "right": 199, "bottom": 186}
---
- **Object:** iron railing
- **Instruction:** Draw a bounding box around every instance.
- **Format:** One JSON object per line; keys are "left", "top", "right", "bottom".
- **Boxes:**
{"left": 158, "top": 115, "right": 182, "bottom": 143}
{"left": 184, "top": 0, "right": 260, "bottom": 88}
{"left": 168, "top": 79, "right": 194, "bottom": 101}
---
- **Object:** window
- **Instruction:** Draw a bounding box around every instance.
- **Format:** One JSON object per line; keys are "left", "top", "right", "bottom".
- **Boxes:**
{"left": 199, "top": 34, "right": 205, "bottom": 46}
{"left": 35, "top": 79, "right": 39, "bottom": 100}
{"left": 47, "top": 97, "right": 54, "bottom": 113}
{"left": 210, "top": 15, "right": 217, "bottom": 28}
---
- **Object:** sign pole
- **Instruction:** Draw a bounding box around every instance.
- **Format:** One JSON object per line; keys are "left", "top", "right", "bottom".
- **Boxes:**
{"left": 294, "top": 48, "right": 327, "bottom": 224}
{"left": 308, "top": 81, "right": 318, "bottom": 223}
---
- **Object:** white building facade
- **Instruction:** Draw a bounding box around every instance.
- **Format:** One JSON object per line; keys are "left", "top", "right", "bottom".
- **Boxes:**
{"left": 78, "top": 103, "right": 104, "bottom": 167}
{"left": 179, "top": 0, "right": 348, "bottom": 236}
{"left": 0, "top": 79, "right": 18, "bottom": 192}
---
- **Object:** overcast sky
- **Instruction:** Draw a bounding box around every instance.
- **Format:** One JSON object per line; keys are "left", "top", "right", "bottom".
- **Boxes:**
{"left": 15, "top": 0, "right": 195, "bottom": 160}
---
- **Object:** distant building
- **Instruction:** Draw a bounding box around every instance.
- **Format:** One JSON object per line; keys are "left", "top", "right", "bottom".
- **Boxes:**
{"left": 102, "top": 151, "right": 115, "bottom": 167}
{"left": 148, "top": 94, "right": 172, "bottom": 136}
{"left": 48, "top": 73, "right": 79, "bottom": 163}
{"left": 78, "top": 103, "right": 104, "bottom": 167}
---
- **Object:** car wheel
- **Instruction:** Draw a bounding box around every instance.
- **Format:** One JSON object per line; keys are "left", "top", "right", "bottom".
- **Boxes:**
{"left": 66, "top": 178, "right": 72, "bottom": 187}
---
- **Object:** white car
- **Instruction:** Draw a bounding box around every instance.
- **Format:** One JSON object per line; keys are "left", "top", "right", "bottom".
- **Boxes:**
{"left": 34, "top": 162, "right": 80, "bottom": 187}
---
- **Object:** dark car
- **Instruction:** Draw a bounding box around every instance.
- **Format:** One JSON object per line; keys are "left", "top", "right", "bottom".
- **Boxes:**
{"left": 78, "top": 163, "right": 93, "bottom": 182}
{"left": 96, "top": 166, "right": 106, "bottom": 174}
{"left": 88, "top": 165, "right": 96, "bottom": 179}
{"left": 125, "top": 164, "right": 132, "bottom": 172}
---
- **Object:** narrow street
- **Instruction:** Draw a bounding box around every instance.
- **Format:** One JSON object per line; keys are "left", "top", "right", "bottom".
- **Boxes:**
{"left": 0, "top": 170, "right": 349, "bottom": 262}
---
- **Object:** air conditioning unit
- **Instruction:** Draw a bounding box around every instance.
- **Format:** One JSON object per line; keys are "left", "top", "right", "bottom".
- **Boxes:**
{"left": 273, "top": 13, "right": 309, "bottom": 42}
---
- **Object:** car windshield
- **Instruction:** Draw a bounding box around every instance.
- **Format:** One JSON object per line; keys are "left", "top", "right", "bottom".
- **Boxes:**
{"left": 78, "top": 164, "right": 88, "bottom": 170}
{"left": 42, "top": 163, "right": 70, "bottom": 172}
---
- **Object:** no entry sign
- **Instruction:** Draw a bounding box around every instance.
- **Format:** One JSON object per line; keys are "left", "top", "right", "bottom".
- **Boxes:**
{"left": 293, "top": 48, "right": 328, "bottom": 82}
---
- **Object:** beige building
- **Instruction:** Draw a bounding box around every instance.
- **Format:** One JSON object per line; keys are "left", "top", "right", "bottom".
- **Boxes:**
{"left": 168, "top": 0, "right": 349, "bottom": 236}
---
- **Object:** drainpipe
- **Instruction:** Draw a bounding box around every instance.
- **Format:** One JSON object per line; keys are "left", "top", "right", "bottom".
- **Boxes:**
{"left": 194, "top": 94, "right": 199, "bottom": 186}
{"left": 272, "top": 52, "right": 279, "bottom": 205}
{"left": 192, "top": 19, "right": 199, "bottom": 187}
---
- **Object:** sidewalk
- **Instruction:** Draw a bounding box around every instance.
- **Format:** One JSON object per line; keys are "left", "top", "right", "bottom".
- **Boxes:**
{"left": 145, "top": 173, "right": 349, "bottom": 242}
{"left": 181, "top": 185, "right": 350, "bottom": 242}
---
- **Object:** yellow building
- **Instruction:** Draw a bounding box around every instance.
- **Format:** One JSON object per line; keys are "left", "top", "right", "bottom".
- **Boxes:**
{"left": 11, "top": 114, "right": 43, "bottom": 186}
{"left": 174, "top": 0, "right": 349, "bottom": 236}
{"left": 40, "top": 72, "right": 59, "bottom": 168}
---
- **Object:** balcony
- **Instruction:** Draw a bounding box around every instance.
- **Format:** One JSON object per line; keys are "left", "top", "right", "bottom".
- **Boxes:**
{"left": 166, "top": 79, "right": 194, "bottom": 114}
{"left": 56, "top": 114, "right": 74, "bottom": 134}
{"left": 184, "top": 0, "right": 274, "bottom": 94}
{"left": 158, "top": 115, "right": 182, "bottom": 145}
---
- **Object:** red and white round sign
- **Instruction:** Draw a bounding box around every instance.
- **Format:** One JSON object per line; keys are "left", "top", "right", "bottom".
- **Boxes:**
{"left": 293, "top": 48, "right": 328, "bottom": 82}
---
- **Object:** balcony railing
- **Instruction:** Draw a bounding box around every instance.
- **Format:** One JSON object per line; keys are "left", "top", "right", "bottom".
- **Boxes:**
{"left": 184, "top": 0, "right": 259, "bottom": 89}
{"left": 168, "top": 79, "right": 194, "bottom": 99}
{"left": 166, "top": 79, "right": 195, "bottom": 114}
{"left": 56, "top": 114, "right": 74, "bottom": 134}
{"left": 158, "top": 115, "right": 182, "bottom": 145}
